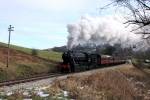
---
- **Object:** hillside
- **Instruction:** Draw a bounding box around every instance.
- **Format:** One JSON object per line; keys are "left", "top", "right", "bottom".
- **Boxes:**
{"left": 0, "top": 42, "right": 62, "bottom": 81}
{"left": 0, "top": 42, "right": 62, "bottom": 62}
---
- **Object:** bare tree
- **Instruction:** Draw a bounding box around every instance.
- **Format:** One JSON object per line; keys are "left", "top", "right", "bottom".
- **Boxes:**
{"left": 112, "top": 0, "right": 150, "bottom": 44}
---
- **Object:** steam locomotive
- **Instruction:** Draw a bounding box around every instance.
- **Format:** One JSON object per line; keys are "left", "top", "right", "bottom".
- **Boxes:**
{"left": 60, "top": 51, "right": 126, "bottom": 72}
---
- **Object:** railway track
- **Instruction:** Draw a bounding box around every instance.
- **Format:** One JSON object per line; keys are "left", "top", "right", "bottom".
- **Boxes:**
{"left": 0, "top": 63, "right": 126, "bottom": 87}
{"left": 0, "top": 73, "right": 63, "bottom": 87}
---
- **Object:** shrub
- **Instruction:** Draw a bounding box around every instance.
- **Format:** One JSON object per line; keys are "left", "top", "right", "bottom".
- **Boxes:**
{"left": 31, "top": 49, "right": 38, "bottom": 56}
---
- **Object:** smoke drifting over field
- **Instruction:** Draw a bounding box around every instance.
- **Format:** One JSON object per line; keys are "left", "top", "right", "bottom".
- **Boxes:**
{"left": 67, "top": 15, "right": 141, "bottom": 49}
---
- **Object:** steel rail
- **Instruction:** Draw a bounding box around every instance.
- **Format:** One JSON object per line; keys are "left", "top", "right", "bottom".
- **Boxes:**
{"left": 0, "top": 73, "right": 63, "bottom": 87}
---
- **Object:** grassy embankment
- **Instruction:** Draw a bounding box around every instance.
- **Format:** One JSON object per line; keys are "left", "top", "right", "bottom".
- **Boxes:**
{"left": 0, "top": 42, "right": 62, "bottom": 81}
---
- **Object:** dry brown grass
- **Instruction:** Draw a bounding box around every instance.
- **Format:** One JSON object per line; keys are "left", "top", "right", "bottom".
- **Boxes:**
{"left": 116, "top": 65, "right": 147, "bottom": 80}
{"left": 50, "top": 68, "right": 139, "bottom": 100}
{"left": 47, "top": 82, "right": 61, "bottom": 96}
{"left": 116, "top": 65, "right": 150, "bottom": 99}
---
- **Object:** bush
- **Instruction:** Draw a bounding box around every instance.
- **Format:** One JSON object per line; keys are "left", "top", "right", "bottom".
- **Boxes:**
{"left": 32, "top": 49, "right": 38, "bottom": 56}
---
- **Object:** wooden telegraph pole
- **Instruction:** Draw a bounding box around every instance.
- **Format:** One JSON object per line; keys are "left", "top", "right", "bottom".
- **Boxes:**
{"left": 7, "top": 25, "right": 14, "bottom": 67}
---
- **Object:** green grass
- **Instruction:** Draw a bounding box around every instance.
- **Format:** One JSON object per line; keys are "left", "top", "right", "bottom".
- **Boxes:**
{"left": 0, "top": 42, "right": 62, "bottom": 62}
{"left": 37, "top": 50, "right": 62, "bottom": 62}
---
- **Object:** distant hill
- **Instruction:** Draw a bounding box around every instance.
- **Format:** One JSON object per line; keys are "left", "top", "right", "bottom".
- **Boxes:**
{"left": 46, "top": 46, "right": 67, "bottom": 52}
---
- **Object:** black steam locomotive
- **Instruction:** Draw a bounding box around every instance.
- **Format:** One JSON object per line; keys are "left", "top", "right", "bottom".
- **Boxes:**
{"left": 60, "top": 51, "right": 126, "bottom": 72}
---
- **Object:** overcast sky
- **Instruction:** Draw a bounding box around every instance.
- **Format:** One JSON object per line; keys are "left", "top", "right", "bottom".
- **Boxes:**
{"left": 0, "top": 0, "right": 115, "bottom": 49}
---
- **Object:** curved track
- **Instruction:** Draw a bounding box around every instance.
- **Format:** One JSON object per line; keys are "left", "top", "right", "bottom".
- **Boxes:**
{"left": 0, "top": 73, "right": 63, "bottom": 87}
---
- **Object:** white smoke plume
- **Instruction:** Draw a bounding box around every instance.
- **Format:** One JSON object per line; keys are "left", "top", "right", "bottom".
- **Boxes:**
{"left": 67, "top": 15, "right": 141, "bottom": 49}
